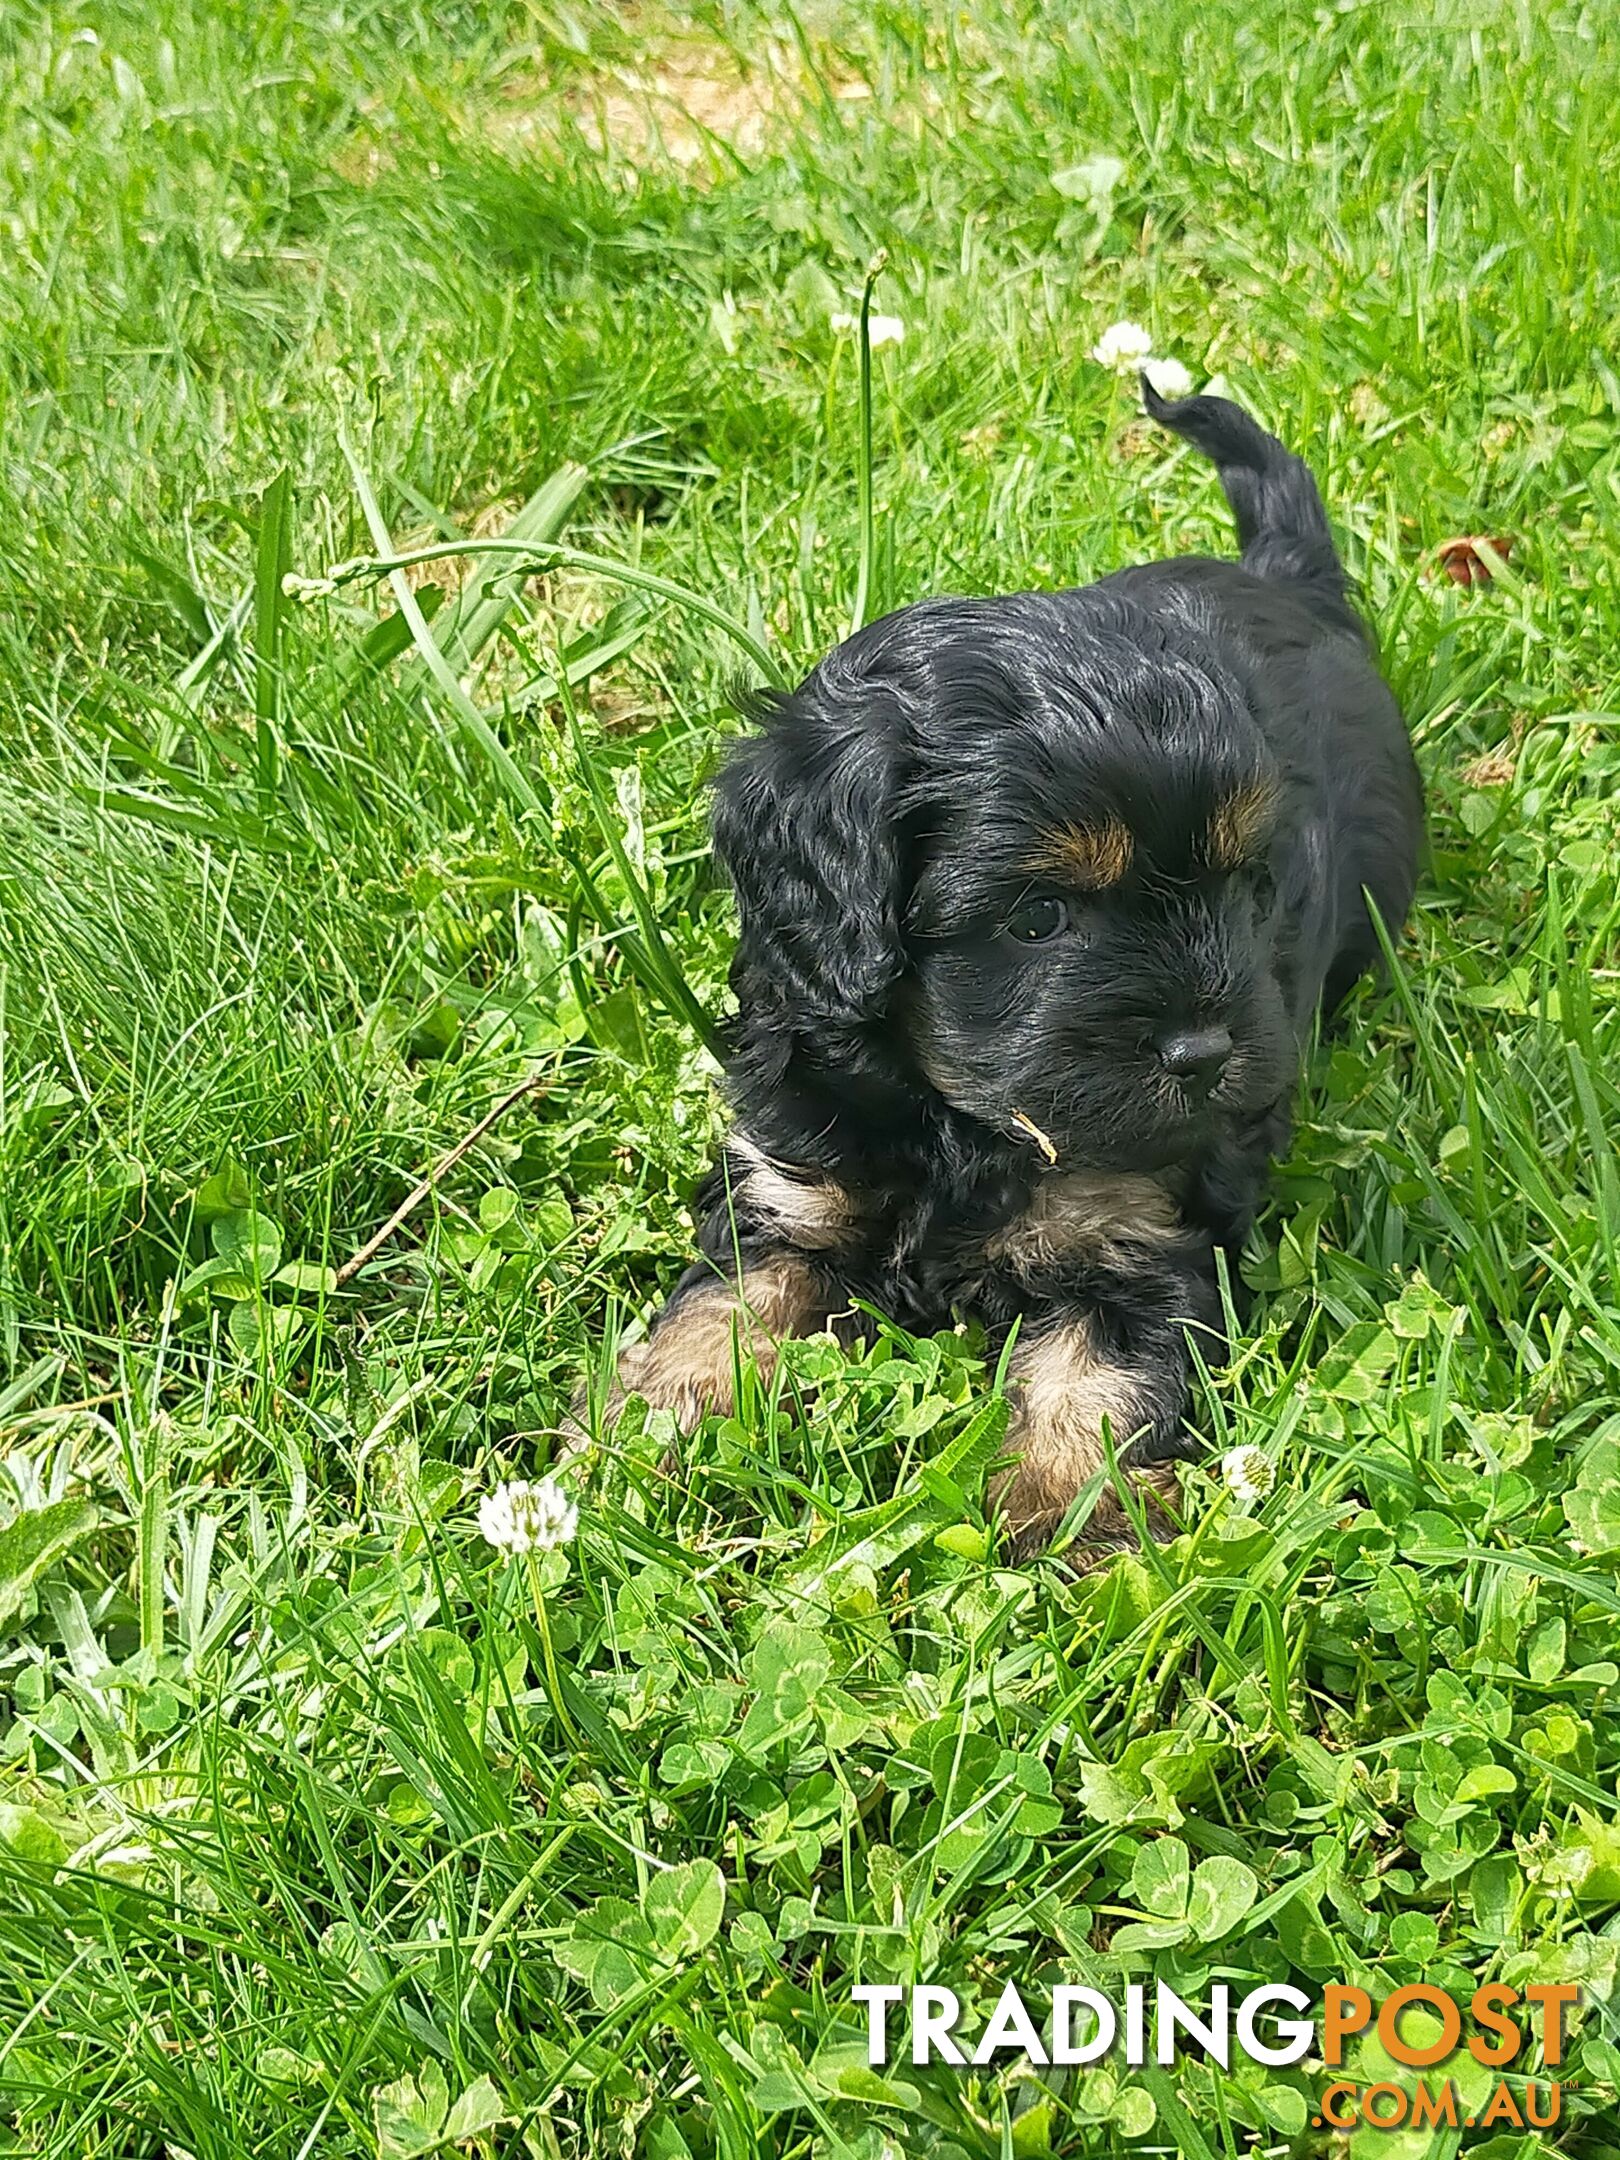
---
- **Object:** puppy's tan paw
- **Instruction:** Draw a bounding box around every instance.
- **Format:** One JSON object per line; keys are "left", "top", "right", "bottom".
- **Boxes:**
{"left": 599, "top": 1333, "right": 735, "bottom": 1432}
{"left": 571, "top": 1253, "right": 834, "bottom": 1448}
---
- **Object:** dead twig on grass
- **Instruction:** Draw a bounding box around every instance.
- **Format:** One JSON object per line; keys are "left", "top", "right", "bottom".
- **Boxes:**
{"left": 335, "top": 1073, "right": 552, "bottom": 1288}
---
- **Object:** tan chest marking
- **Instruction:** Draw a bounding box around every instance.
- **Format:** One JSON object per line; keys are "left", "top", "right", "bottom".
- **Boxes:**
{"left": 985, "top": 1170, "right": 1183, "bottom": 1276}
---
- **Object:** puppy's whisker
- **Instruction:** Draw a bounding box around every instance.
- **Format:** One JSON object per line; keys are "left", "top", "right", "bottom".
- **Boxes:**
{"left": 1010, "top": 1109, "right": 1061, "bottom": 1165}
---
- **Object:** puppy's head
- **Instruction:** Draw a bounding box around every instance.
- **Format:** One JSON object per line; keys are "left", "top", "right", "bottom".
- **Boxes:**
{"left": 715, "top": 592, "right": 1297, "bottom": 1171}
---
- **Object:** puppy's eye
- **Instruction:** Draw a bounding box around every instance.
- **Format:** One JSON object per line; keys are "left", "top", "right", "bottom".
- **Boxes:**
{"left": 1006, "top": 895, "right": 1069, "bottom": 944}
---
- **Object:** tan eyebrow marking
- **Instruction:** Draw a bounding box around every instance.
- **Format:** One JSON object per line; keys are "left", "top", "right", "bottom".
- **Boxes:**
{"left": 1207, "top": 781, "right": 1280, "bottom": 870}
{"left": 1027, "top": 820, "right": 1134, "bottom": 890}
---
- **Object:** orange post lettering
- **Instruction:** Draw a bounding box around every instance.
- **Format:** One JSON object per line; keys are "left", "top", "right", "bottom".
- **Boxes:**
{"left": 1319, "top": 2082, "right": 1359, "bottom": 2129}
{"left": 1524, "top": 1984, "right": 1579, "bottom": 2067}
{"left": 1323, "top": 1985, "right": 1372, "bottom": 2066}
{"left": 1378, "top": 1984, "right": 1461, "bottom": 2069}
{"left": 1469, "top": 1984, "right": 1522, "bottom": 2068}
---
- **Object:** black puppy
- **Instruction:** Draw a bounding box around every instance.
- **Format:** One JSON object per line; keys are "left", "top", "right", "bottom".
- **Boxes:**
{"left": 596, "top": 382, "right": 1423, "bottom": 1553}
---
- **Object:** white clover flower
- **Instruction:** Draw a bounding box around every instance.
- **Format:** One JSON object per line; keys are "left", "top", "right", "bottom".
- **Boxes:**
{"left": 831, "top": 310, "right": 905, "bottom": 348}
{"left": 477, "top": 1476, "right": 578, "bottom": 1554}
{"left": 1221, "top": 1446, "right": 1276, "bottom": 1511}
{"left": 1090, "top": 319, "right": 1154, "bottom": 369}
{"left": 1142, "top": 355, "right": 1194, "bottom": 399}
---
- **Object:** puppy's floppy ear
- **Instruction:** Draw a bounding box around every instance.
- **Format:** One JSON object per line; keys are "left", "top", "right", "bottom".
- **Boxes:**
{"left": 713, "top": 671, "right": 910, "bottom": 1030}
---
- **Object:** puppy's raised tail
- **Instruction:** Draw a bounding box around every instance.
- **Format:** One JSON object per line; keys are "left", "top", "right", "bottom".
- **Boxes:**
{"left": 1142, "top": 376, "right": 1354, "bottom": 617}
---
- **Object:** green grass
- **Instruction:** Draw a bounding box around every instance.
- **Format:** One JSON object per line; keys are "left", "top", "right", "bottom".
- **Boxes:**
{"left": 4, "top": 2, "right": 1620, "bottom": 2154}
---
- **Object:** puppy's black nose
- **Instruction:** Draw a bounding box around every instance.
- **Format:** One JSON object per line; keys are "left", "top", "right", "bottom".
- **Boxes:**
{"left": 1157, "top": 1024, "right": 1233, "bottom": 1092}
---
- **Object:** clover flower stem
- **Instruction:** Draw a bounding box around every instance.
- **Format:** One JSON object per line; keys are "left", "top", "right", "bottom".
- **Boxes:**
{"left": 526, "top": 1551, "right": 580, "bottom": 1748}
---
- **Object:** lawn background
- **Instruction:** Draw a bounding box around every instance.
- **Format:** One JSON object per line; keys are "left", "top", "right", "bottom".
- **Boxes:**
{"left": 4, "top": 2, "right": 1620, "bottom": 2155}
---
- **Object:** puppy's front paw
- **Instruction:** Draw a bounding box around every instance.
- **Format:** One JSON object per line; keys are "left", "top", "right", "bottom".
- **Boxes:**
{"left": 571, "top": 1253, "right": 834, "bottom": 1447}
{"left": 990, "top": 1317, "right": 1185, "bottom": 1562}
{"left": 593, "top": 1331, "right": 729, "bottom": 1434}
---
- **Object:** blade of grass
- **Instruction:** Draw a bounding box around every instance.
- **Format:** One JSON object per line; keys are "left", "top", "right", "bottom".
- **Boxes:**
{"left": 437, "top": 460, "right": 591, "bottom": 672}
{"left": 557, "top": 687, "right": 725, "bottom": 1060}
{"left": 328, "top": 537, "right": 785, "bottom": 688}
{"left": 499, "top": 600, "right": 650, "bottom": 716}
{"left": 252, "top": 469, "right": 291, "bottom": 807}
{"left": 336, "top": 426, "right": 543, "bottom": 815}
